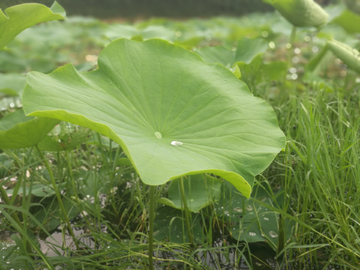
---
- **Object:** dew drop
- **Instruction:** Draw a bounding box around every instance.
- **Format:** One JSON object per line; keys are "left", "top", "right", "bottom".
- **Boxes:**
{"left": 155, "top": 132, "right": 162, "bottom": 139}
{"left": 171, "top": 141, "right": 183, "bottom": 146}
{"left": 175, "top": 31, "right": 182, "bottom": 37}
{"left": 269, "top": 231, "right": 278, "bottom": 238}
{"left": 292, "top": 56, "right": 299, "bottom": 63}
{"left": 289, "top": 67, "right": 297, "bottom": 74}
{"left": 249, "top": 232, "right": 256, "bottom": 236}
{"left": 269, "top": 41, "right": 275, "bottom": 49}
{"left": 233, "top": 207, "right": 243, "bottom": 213}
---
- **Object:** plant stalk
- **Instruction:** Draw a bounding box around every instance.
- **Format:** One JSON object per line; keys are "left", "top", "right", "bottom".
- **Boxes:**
{"left": 148, "top": 185, "right": 156, "bottom": 270}
{"left": 179, "top": 177, "right": 194, "bottom": 245}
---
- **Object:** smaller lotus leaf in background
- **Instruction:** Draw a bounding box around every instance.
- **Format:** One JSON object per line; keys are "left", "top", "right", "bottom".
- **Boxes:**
{"left": 263, "top": 0, "right": 329, "bottom": 29}
{"left": 0, "top": 1, "right": 65, "bottom": 49}
{"left": 38, "top": 126, "right": 91, "bottom": 151}
{"left": 23, "top": 38, "right": 285, "bottom": 198}
{"left": 30, "top": 198, "right": 80, "bottom": 232}
{"left": 0, "top": 73, "right": 26, "bottom": 97}
{"left": 153, "top": 205, "right": 203, "bottom": 243}
{"left": 216, "top": 181, "right": 293, "bottom": 249}
{"left": 6, "top": 183, "right": 65, "bottom": 198}
{"left": 0, "top": 109, "right": 59, "bottom": 149}
{"left": 331, "top": 10, "right": 360, "bottom": 34}
{"left": 0, "top": 153, "right": 13, "bottom": 178}
{"left": 195, "top": 38, "right": 268, "bottom": 68}
{"left": 105, "top": 25, "right": 176, "bottom": 42}
{"left": 158, "top": 174, "right": 222, "bottom": 213}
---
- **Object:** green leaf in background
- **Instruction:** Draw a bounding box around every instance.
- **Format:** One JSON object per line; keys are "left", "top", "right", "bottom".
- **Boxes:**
{"left": 23, "top": 39, "right": 285, "bottom": 197}
{"left": 0, "top": 109, "right": 59, "bottom": 149}
{"left": 153, "top": 205, "right": 203, "bottom": 243}
{"left": 31, "top": 197, "right": 80, "bottom": 232}
{"left": 331, "top": 10, "right": 360, "bottom": 34}
{"left": 0, "top": 73, "right": 26, "bottom": 97}
{"left": 195, "top": 38, "right": 268, "bottom": 67}
{"left": 105, "top": 24, "right": 175, "bottom": 42}
{"left": 158, "top": 174, "right": 222, "bottom": 213}
{"left": 38, "top": 126, "right": 91, "bottom": 151}
{"left": 216, "top": 182, "right": 294, "bottom": 248}
{"left": 327, "top": 40, "right": 360, "bottom": 73}
{"left": 0, "top": 153, "right": 13, "bottom": 178}
{"left": 0, "top": 1, "right": 65, "bottom": 49}
{"left": 263, "top": 0, "right": 328, "bottom": 28}
{"left": 6, "top": 183, "right": 64, "bottom": 198}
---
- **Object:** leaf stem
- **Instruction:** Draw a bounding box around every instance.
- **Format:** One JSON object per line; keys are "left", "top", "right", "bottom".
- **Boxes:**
{"left": 179, "top": 177, "right": 194, "bottom": 245}
{"left": 148, "top": 185, "right": 156, "bottom": 270}
{"left": 287, "top": 26, "right": 297, "bottom": 67}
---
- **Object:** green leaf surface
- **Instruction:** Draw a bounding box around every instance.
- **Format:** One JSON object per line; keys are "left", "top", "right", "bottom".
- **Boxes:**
{"left": 158, "top": 174, "right": 222, "bottom": 213}
{"left": 0, "top": 73, "right": 26, "bottom": 96}
{"left": 31, "top": 197, "right": 80, "bottom": 232}
{"left": 6, "top": 183, "right": 63, "bottom": 198}
{"left": 0, "top": 1, "right": 65, "bottom": 49}
{"left": 153, "top": 205, "right": 203, "bottom": 243}
{"left": 24, "top": 39, "right": 285, "bottom": 197}
{"left": 331, "top": 10, "right": 360, "bottom": 33}
{"left": 264, "top": 0, "right": 329, "bottom": 28}
{"left": 216, "top": 182, "right": 294, "bottom": 248}
{"left": 0, "top": 153, "right": 13, "bottom": 178}
{"left": 0, "top": 109, "right": 59, "bottom": 149}
{"left": 195, "top": 38, "right": 268, "bottom": 67}
{"left": 38, "top": 126, "right": 91, "bottom": 151}
{"left": 105, "top": 24, "right": 175, "bottom": 42}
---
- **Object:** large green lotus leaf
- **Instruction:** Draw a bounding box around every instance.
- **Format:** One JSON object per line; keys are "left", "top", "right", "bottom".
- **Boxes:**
{"left": 195, "top": 38, "right": 268, "bottom": 68}
{"left": 23, "top": 39, "right": 285, "bottom": 197}
{"left": 0, "top": 73, "right": 26, "bottom": 96}
{"left": 327, "top": 39, "right": 360, "bottom": 73}
{"left": 158, "top": 174, "right": 222, "bottom": 213}
{"left": 263, "top": 0, "right": 328, "bottom": 28}
{"left": 0, "top": 1, "right": 65, "bottom": 49}
{"left": 0, "top": 109, "right": 59, "bottom": 149}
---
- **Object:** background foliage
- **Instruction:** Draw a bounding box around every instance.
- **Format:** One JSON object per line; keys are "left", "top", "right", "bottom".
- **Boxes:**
{"left": 0, "top": 0, "right": 343, "bottom": 18}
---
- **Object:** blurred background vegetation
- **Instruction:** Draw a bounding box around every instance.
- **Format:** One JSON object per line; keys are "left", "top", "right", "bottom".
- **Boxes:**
{"left": 0, "top": 0, "right": 347, "bottom": 19}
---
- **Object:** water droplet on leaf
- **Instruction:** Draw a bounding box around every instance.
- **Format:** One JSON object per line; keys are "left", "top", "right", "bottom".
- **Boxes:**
{"left": 269, "top": 231, "right": 278, "bottom": 238}
{"left": 171, "top": 141, "right": 183, "bottom": 146}
{"left": 155, "top": 132, "right": 162, "bottom": 139}
{"left": 233, "top": 207, "right": 243, "bottom": 213}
